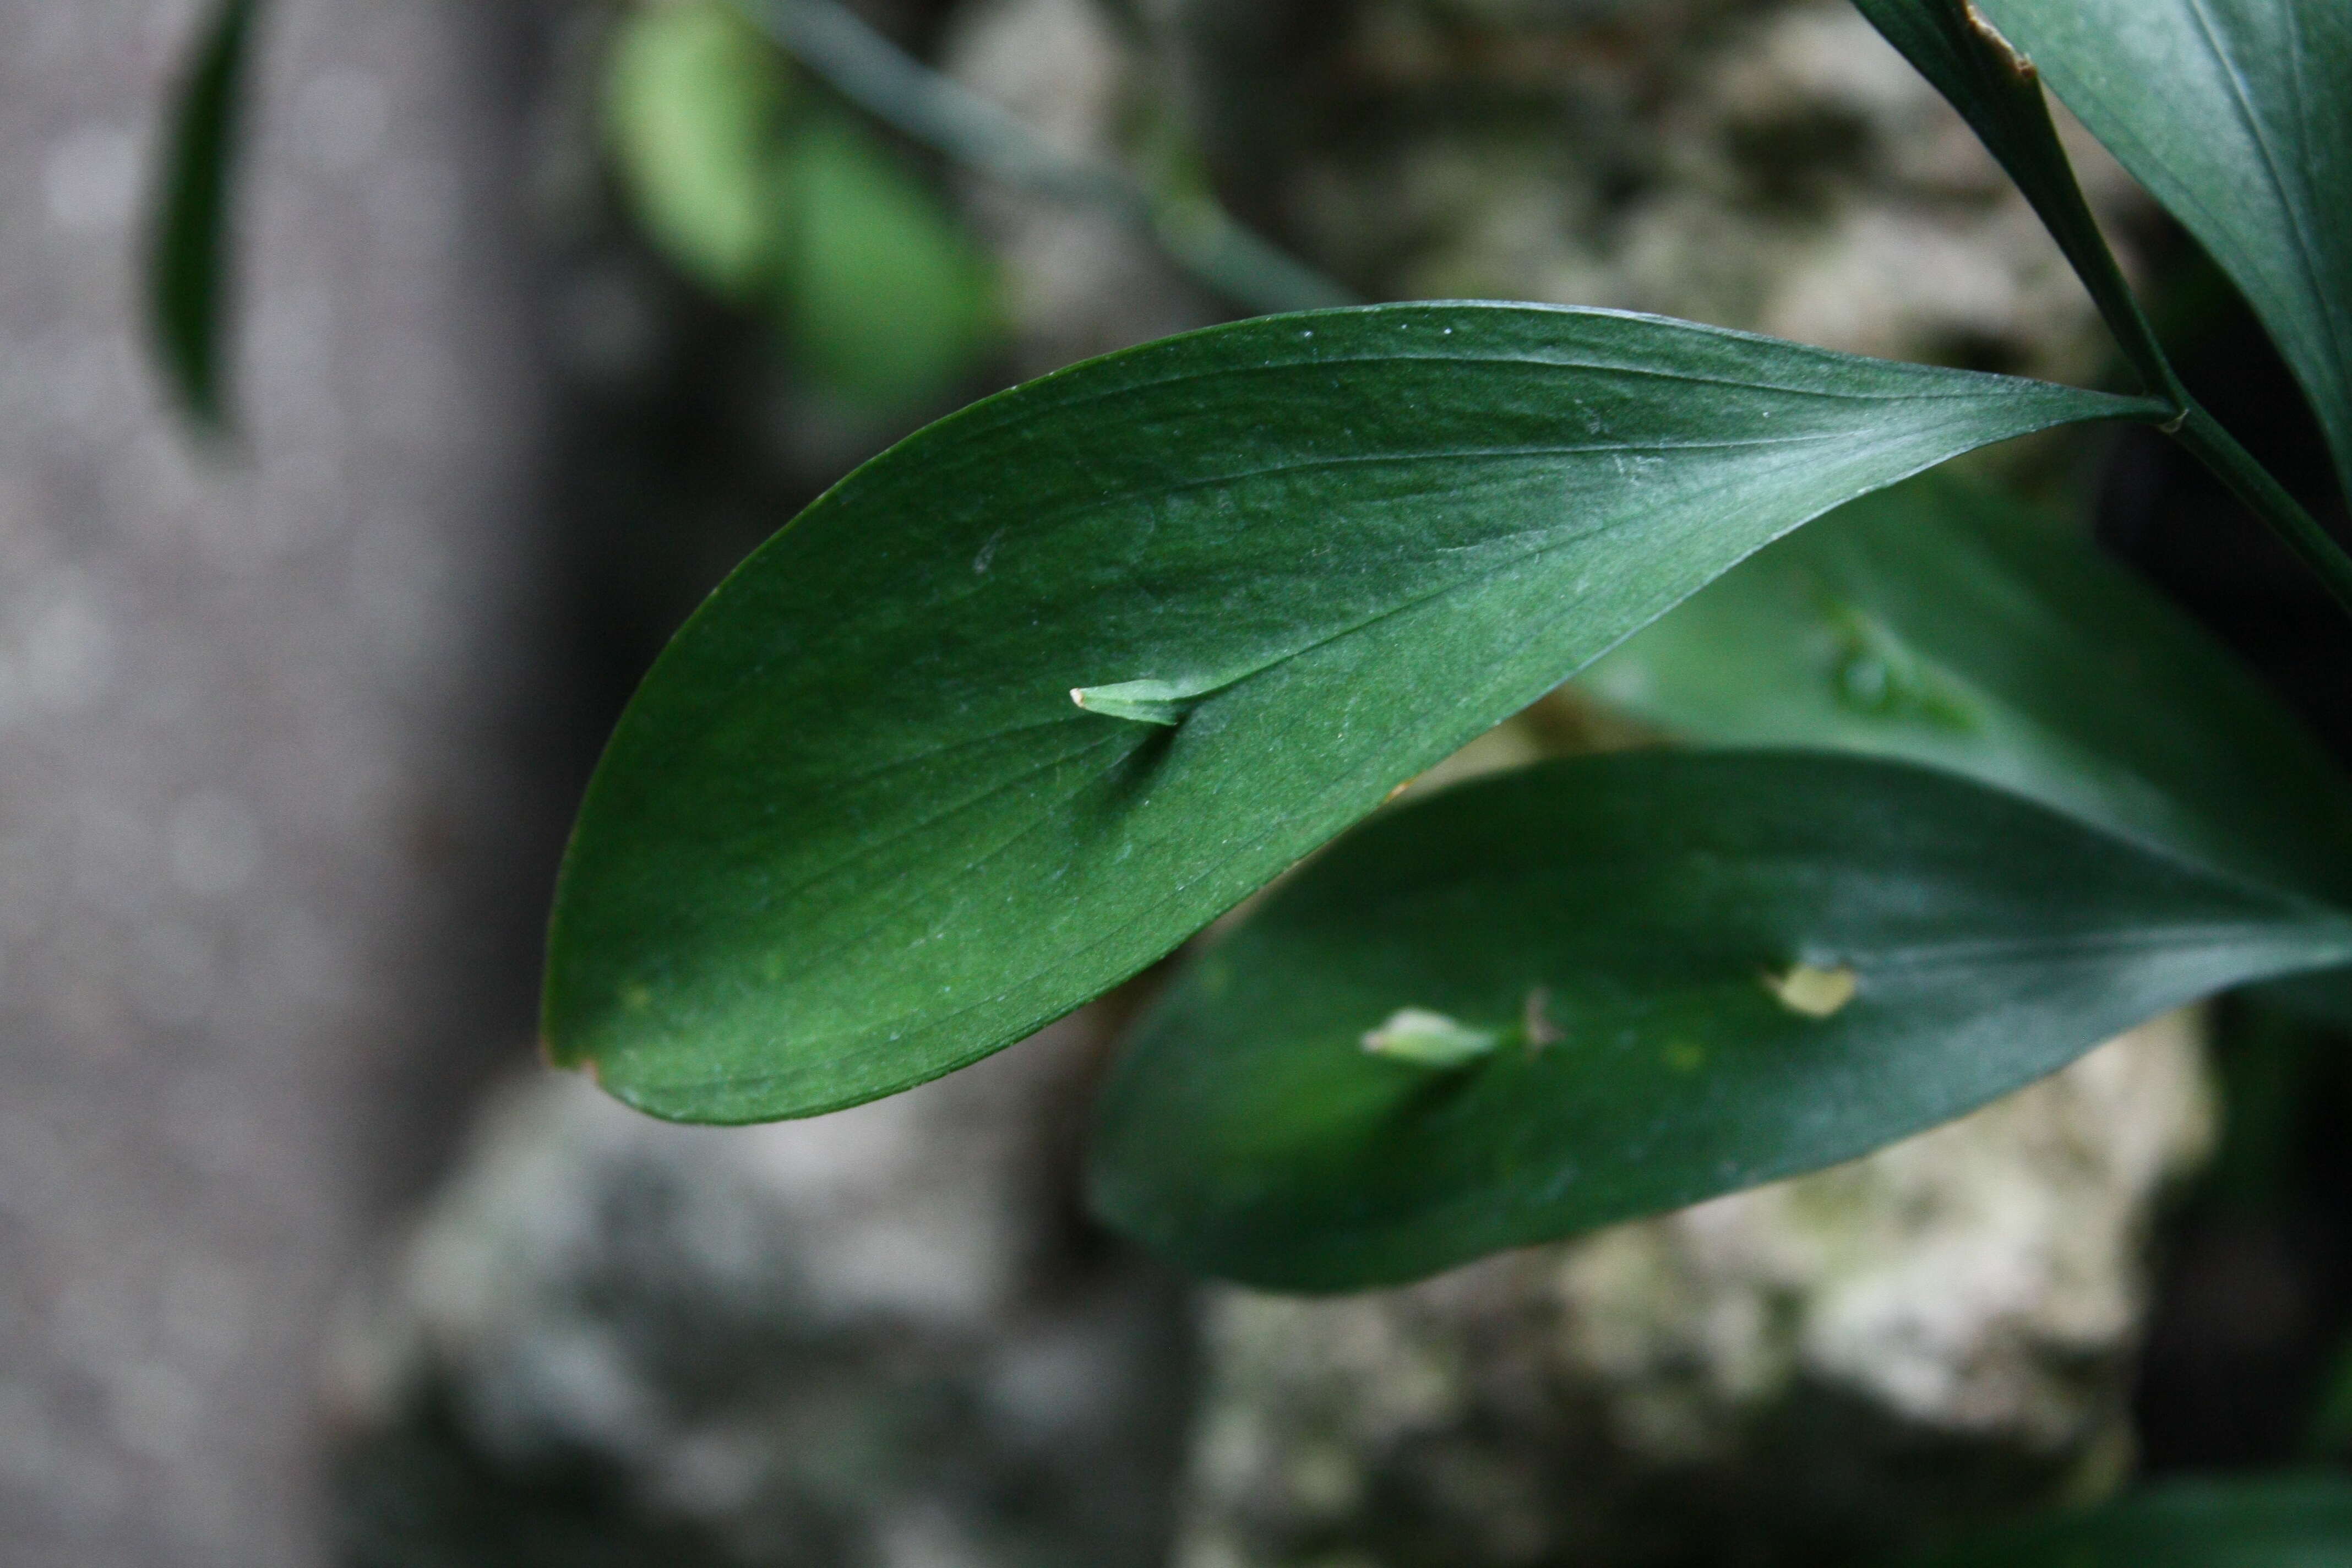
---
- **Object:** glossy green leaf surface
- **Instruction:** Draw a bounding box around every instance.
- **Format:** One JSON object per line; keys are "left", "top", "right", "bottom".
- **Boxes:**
{"left": 1582, "top": 473, "right": 2352, "bottom": 902}
{"left": 148, "top": 0, "right": 258, "bottom": 432}
{"left": 1088, "top": 752, "right": 2352, "bottom": 1289}
{"left": 1850, "top": 0, "right": 2180, "bottom": 403}
{"left": 1979, "top": 0, "right": 2352, "bottom": 497}
{"left": 1907, "top": 1476, "right": 2352, "bottom": 1567}
{"left": 544, "top": 303, "right": 2163, "bottom": 1124}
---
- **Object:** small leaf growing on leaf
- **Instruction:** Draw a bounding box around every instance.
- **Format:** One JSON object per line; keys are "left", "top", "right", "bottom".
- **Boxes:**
{"left": 1360, "top": 1008, "right": 1500, "bottom": 1068}
{"left": 1071, "top": 678, "right": 1212, "bottom": 726}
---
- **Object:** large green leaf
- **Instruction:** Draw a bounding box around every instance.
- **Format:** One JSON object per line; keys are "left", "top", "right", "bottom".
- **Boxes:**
{"left": 1582, "top": 473, "right": 2352, "bottom": 902}
{"left": 544, "top": 303, "right": 2163, "bottom": 1124}
{"left": 1087, "top": 750, "right": 2352, "bottom": 1289}
{"left": 147, "top": 0, "right": 259, "bottom": 432}
{"left": 1978, "top": 0, "right": 2352, "bottom": 498}
{"left": 1907, "top": 1476, "right": 2352, "bottom": 1566}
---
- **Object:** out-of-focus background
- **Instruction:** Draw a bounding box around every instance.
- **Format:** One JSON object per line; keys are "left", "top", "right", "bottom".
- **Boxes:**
{"left": 4, "top": 2, "right": 2351, "bottom": 1565}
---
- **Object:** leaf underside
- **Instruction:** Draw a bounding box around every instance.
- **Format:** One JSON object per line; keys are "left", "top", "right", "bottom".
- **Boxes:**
{"left": 1087, "top": 750, "right": 2352, "bottom": 1291}
{"left": 543, "top": 303, "right": 2162, "bottom": 1125}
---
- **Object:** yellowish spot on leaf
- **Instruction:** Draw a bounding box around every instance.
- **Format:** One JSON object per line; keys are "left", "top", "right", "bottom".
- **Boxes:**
{"left": 1663, "top": 1039, "right": 1706, "bottom": 1074}
{"left": 1763, "top": 963, "right": 1858, "bottom": 1019}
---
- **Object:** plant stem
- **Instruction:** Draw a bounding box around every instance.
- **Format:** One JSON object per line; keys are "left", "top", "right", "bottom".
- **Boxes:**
{"left": 732, "top": 0, "right": 1357, "bottom": 317}
{"left": 2173, "top": 400, "right": 2352, "bottom": 616}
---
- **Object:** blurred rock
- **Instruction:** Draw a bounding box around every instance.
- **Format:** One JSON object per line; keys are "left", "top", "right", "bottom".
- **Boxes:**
{"left": 1131, "top": 0, "right": 2147, "bottom": 386}
{"left": 1174, "top": 1011, "right": 2214, "bottom": 1568}
{"left": 327, "top": 1011, "right": 1193, "bottom": 1568}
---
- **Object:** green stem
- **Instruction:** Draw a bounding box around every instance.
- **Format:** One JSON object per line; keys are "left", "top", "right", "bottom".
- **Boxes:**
{"left": 732, "top": 0, "right": 1357, "bottom": 317}
{"left": 2173, "top": 401, "right": 2352, "bottom": 616}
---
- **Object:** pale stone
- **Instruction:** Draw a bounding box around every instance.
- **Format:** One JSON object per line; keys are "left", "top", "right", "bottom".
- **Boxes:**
{"left": 327, "top": 1012, "right": 1192, "bottom": 1567}
{"left": 1173, "top": 1012, "right": 2214, "bottom": 1568}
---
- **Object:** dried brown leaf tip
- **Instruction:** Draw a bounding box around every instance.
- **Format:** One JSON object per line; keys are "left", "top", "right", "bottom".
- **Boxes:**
{"left": 1963, "top": 1, "right": 2035, "bottom": 80}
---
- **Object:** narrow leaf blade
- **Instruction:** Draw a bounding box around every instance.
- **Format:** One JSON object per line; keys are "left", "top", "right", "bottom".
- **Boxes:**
{"left": 1582, "top": 472, "right": 2352, "bottom": 903}
{"left": 1087, "top": 751, "right": 2352, "bottom": 1289}
{"left": 147, "top": 0, "right": 259, "bottom": 432}
{"left": 1850, "top": 0, "right": 2180, "bottom": 404}
{"left": 1907, "top": 1476, "right": 2352, "bottom": 1567}
{"left": 543, "top": 303, "right": 2163, "bottom": 1124}
{"left": 1978, "top": 0, "right": 2352, "bottom": 498}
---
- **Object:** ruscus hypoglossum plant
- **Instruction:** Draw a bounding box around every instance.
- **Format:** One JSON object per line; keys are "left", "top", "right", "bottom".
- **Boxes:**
{"left": 148, "top": 0, "right": 2352, "bottom": 1555}
{"left": 546, "top": 0, "right": 2352, "bottom": 1249}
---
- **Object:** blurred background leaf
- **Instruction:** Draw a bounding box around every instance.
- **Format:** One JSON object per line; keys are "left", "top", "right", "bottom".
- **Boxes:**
{"left": 146, "top": 0, "right": 259, "bottom": 433}
{"left": 1581, "top": 473, "right": 2352, "bottom": 904}
{"left": 602, "top": 0, "right": 998, "bottom": 413}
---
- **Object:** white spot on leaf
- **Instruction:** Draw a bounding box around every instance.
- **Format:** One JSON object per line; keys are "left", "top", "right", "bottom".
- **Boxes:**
{"left": 1362, "top": 1008, "right": 1499, "bottom": 1068}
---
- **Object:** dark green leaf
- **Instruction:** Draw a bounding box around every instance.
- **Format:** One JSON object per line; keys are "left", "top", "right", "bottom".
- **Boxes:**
{"left": 603, "top": 0, "right": 793, "bottom": 303}
{"left": 1087, "top": 750, "right": 2352, "bottom": 1289}
{"left": 1907, "top": 1476, "right": 2352, "bottom": 1566}
{"left": 1582, "top": 472, "right": 2352, "bottom": 902}
{"left": 147, "top": 0, "right": 259, "bottom": 432}
{"left": 543, "top": 303, "right": 2164, "bottom": 1124}
{"left": 1978, "top": 0, "right": 2352, "bottom": 498}
{"left": 1850, "top": 0, "right": 2182, "bottom": 405}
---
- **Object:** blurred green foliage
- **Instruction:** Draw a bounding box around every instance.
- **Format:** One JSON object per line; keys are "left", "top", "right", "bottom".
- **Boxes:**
{"left": 149, "top": 0, "right": 259, "bottom": 432}
{"left": 602, "top": 0, "right": 999, "bottom": 412}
